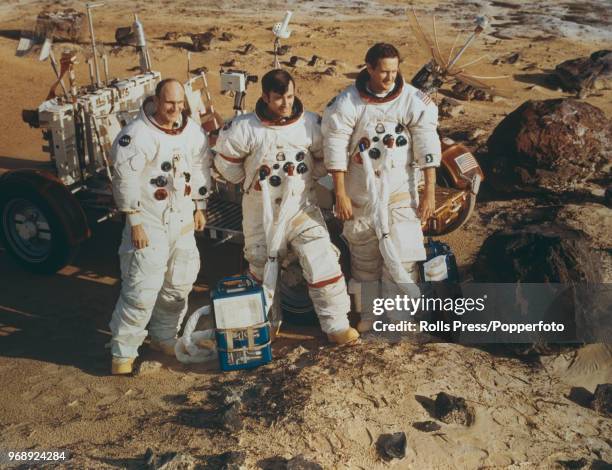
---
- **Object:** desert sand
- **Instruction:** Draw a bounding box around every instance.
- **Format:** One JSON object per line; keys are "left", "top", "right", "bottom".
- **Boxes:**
{"left": 0, "top": 0, "right": 610, "bottom": 468}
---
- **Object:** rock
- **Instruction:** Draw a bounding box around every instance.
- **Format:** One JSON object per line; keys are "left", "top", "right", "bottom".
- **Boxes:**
{"left": 469, "top": 128, "right": 487, "bottom": 140}
{"left": 506, "top": 52, "right": 520, "bottom": 64}
{"left": 190, "top": 32, "right": 214, "bottom": 51}
{"left": 439, "top": 98, "right": 464, "bottom": 118}
{"left": 260, "top": 455, "right": 322, "bottom": 470}
{"left": 452, "top": 82, "right": 491, "bottom": 101}
{"left": 554, "top": 50, "right": 612, "bottom": 97}
{"left": 135, "top": 361, "right": 162, "bottom": 376}
{"left": 433, "top": 392, "right": 475, "bottom": 426}
{"left": 218, "top": 450, "right": 246, "bottom": 470}
{"left": 222, "top": 58, "right": 238, "bottom": 67}
{"left": 164, "top": 31, "right": 178, "bottom": 41}
{"left": 242, "top": 43, "right": 255, "bottom": 55}
{"left": 219, "top": 32, "right": 235, "bottom": 41}
{"left": 322, "top": 67, "right": 336, "bottom": 76}
{"left": 412, "top": 420, "right": 441, "bottom": 432}
{"left": 485, "top": 99, "right": 612, "bottom": 193}
{"left": 472, "top": 225, "right": 611, "bottom": 344}
{"left": 36, "top": 9, "right": 85, "bottom": 42}
{"left": 556, "top": 204, "right": 612, "bottom": 251}
{"left": 289, "top": 55, "right": 303, "bottom": 67}
{"left": 144, "top": 448, "right": 197, "bottom": 470}
{"left": 220, "top": 402, "right": 243, "bottom": 432}
{"left": 276, "top": 45, "right": 291, "bottom": 56}
{"left": 472, "top": 225, "right": 603, "bottom": 283}
{"left": 308, "top": 55, "right": 320, "bottom": 67}
{"left": 376, "top": 432, "right": 407, "bottom": 461}
{"left": 286, "top": 455, "right": 323, "bottom": 470}
{"left": 592, "top": 383, "right": 612, "bottom": 417}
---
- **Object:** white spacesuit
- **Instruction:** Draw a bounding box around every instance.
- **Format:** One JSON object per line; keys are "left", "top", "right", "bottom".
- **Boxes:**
{"left": 214, "top": 98, "right": 352, "bottom": 339}
{"left": 109, "top": 98, "right": 212, "bottom": 363}
{"left": 322, "top": 70, "right": 441, "bottom": 325}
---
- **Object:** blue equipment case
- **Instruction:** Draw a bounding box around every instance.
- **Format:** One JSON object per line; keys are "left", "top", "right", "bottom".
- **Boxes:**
{"left": 420, "top": 238, "right": 460, "bottom": 282}
{"left": 212, "top": 276, "right": 273, "bottom": 371}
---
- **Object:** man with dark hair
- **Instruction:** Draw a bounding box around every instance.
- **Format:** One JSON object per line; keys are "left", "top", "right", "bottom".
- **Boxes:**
{"left": 213, "top": 69, "right": 358, "bottom": 345}
{"left": 109, "top": 79, "right": 212, "bottom": 374}
{"left": 322, "top": 43, "right": 441, "bottom": 332}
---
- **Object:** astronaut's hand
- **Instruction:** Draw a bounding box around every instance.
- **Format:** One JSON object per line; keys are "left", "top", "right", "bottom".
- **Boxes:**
{"left": 417, "top": 190, "right": 436, "bottom": 222}
{"left": 131, "top": 224, "right": 149, "bottom": 250}
{"left": 334, "top": 192, "right": 353, "bottom": 221}
{"left": 194, "top": 209, "right": 207, "bottom": 231}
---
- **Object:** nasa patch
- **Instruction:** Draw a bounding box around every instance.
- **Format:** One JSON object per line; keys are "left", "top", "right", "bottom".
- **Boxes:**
{"left": 119, "top": 134, "right": 131, "bottom": 147}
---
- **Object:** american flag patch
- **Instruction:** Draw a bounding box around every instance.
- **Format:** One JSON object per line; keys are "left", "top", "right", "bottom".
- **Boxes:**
{"left": 416, "top": 90, "right": 432, "bottom": 105}
{"left": 455, "top": 152, "right": 479, "bottom": 173}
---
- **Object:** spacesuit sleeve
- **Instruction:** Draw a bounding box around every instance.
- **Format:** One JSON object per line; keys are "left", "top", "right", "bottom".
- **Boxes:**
{"left": 110, "top": 126, "right": 152, "bottom": 226}
{"left": 190, "top": 127, "right": 213, "bottom": 210}
{"left": 213, "top": 118, "right": 249, "bottom": 185}
{"left": 321, "top": 93, "right": 357, "bottom": 172}
{"left": 309, "top": 113, "right": 327, "bottom": 179}
{"left": 408, "top": 93, "right": 442, "bottom": 169}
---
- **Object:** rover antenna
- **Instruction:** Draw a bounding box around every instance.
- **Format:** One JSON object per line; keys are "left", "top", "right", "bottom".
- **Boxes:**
{"left": 272, "top": 11, "right": 292, "bottom": 68}
{"left": 86, "top": 2, "right": 104, "bottom": 88}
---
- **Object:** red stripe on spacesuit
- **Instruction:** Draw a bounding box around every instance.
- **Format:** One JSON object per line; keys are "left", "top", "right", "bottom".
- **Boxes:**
{"left": 219, "top": 153, "right": 243, "bottom": 163}
{"left": 308, "top": 273, "right": 344, "bottom": 289}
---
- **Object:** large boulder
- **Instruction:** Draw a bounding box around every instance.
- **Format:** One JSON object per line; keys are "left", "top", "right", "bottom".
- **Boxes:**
{"left": 472, "top": 225, "right": 609, "bottom": 344}
{"left": 485, "top": 99, "right": 611, "bottom": 193}
{"left": 555, "top": 50, "right": 612, "bottom": 97}
{"left": 472, "top": 224, "right": 602, "bottom": 283}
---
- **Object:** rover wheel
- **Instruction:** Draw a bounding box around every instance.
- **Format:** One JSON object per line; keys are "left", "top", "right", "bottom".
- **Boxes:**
{"left": 0, "top": 185, "right": 78, "bottom": 274}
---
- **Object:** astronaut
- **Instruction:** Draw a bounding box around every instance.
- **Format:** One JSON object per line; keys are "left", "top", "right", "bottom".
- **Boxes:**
{"left": 214, "top": 69, "right": 358, "bottom": 345}
{"left": 321, "top": 43, "right": 441, "bottom": 332}
{"left": 109, "top": 78, "right": 212, "bottom": 374}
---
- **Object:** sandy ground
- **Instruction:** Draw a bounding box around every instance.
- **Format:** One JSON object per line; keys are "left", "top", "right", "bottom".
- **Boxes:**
{"left": 0, "top": 0, "right": 611, "bottom": 468}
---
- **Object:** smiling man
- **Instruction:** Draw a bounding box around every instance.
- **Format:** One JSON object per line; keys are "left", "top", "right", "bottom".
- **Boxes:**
{"left": 109, "top": 78, "right": 212, "bottom": 374}
{"left": 213, "top": 69, "right": 358, "bottom": 345}
{"left": 322, "top": 43, "right": 442, "bottom": 332}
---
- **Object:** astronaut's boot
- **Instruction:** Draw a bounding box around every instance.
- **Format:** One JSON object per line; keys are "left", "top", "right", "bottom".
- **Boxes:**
{"left": 327, "top": 327, "right": 360, "bottom": 345}
{"left": 150, "top": 337, "right": 177, "bottom": 356}
{"left": 111, "top": 357, "right": 135, "bottom": 375}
